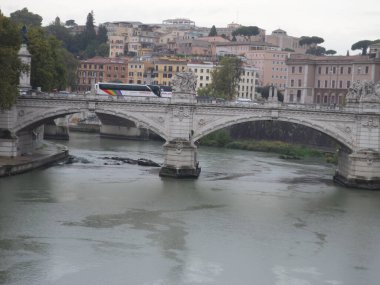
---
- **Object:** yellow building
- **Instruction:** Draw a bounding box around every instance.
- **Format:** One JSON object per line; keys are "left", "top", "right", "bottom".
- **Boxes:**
{"left": 153, "top": 58, "right": 188, "bottom": 86}
{"left": 127, "top": 60, "right": 155, "bottom": 84}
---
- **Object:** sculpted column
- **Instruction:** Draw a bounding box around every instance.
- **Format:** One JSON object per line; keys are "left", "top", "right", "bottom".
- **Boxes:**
{"left": 159, "top": 72, "right": 201, "bottom": 178}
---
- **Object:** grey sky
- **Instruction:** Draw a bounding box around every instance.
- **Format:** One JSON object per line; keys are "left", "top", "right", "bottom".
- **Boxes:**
{"left": 1, "top": 0, "right": 379, "bottom": 55}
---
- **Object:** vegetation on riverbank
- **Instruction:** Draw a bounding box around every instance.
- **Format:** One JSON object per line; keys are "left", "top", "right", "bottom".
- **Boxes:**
{"left": 199, "top": 130, "right": 338, "bottom": 164}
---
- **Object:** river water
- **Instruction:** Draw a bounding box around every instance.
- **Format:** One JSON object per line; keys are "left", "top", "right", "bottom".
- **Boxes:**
{"left": 0, "top": 132, "right": 380, "bottom": 285}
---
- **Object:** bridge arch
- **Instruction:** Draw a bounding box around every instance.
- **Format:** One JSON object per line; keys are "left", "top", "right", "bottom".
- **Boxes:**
{"left": 193, "top": 115, "right": 354, "bottom": 151}
{"left": 13, "top": 107, "right": 169, "bottom": 140}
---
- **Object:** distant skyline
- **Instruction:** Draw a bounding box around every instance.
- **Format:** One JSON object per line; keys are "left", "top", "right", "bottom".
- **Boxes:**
{"left": 1, "top": 0, "right": 379, "bottom": 55}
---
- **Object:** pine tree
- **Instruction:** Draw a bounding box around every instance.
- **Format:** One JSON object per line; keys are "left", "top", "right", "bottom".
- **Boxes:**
{"left": 209, "top": 25, "right": 217, "bottom": 37}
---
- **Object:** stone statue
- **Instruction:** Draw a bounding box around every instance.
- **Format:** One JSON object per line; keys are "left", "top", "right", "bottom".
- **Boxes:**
{"left": 346, "top": 80, "right": 380, "bottom": 103}
{"left": 21, "top": 25, "right": 28, "bottom": 44}
{"left": 171, "top": 72, "right": 197, "bottom": 93}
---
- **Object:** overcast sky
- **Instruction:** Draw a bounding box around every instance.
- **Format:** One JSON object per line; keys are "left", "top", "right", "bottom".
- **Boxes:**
{"left": 1, "top": 0, "right": 379, "bottom": 55}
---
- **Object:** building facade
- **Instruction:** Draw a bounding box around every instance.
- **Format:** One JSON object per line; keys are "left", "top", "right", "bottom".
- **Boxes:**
{"left": 245, "top": 49, "right": 291, "bottom": 89}
{"left": 153, "top": 58, "right": 188, "bottom": 86}
{"left": 265, "top": 29, "right": 306, "bottom": 54}
{"left": 187, "top": 62, "right": 216, "bottom": 91}
{"left": 236, "top": 66, "right": 259, "bottom": 100}
{"left": 284, "top": 53, "right": 380, "bottom": 104}
{"left": 76, "top": 57, "right": 129, "bottom": 92}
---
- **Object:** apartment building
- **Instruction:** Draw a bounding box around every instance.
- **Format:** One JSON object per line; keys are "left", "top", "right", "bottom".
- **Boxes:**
{"left": 187, "top": 62, "right": 216, "bottom": 91}
{"left": 237, "top": 66, "right": 259, "bottom": 100}
{"left": 103, "top": 22, "right": 139, "bottom": 58}
{"left": 245, "top": 49, "right": 291, "bottom": 89}
{"left": 76, "top": 57, "right": 129, "bottom": 92}
{"left": 108, "top": 35, "right": 125, "bottom": 57}
{"left": 127, "top": 59, "right": 155, "bottom": 85}
{"left": 284, "top": 53, "right": 380, "bottom": 104}
{"left": 153, "top": 58, "right": 188, "bottom": 86}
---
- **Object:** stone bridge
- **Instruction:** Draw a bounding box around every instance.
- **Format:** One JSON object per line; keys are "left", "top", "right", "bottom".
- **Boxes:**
{"left": 1, "top": 75, "right": 380, "bottom": 189}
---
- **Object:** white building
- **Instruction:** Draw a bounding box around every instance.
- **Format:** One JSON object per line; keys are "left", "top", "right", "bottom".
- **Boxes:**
{"left": 187, "top": 62, "right": 216, "bottom": 92}
{"left": 237, "top": 66, "right": 259, "bottom": 100}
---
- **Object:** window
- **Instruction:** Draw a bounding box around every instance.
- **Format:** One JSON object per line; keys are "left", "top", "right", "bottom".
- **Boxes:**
{"left": 292, "top": 66, "right": 295, "bottom": 73}
{"left": 298, "top": 79, "right": 302, "bottom": 87}
{"left": 317, "top": 80, "right": 321, "bottom": 88}
{"left": 324, "top": 80, "right": 328, "bottom": 88}
{"left": 318, "top": 67, "right": 321, "bottom": 74}
{"left": 365, "top": 66, "right": 369, "bottom": 74}
{"left": 347, "top": 81, "right": 351, "bottom": 88}
{"left": 340, "top": 67, "right": 344, "bottom": 74}
{"left": 332, "top": 80, "right": 335, "bottom": 88}
{"left": 298, "top": 66, "right": 302, "bottom": 73}
{"left": 339, "top": 81, "right": 343, "bottom": 88}
{"left": 325, "top": 67, "right": 329, "bottom": 74}
{"left": 290, "top": 79, "right": 294, "bottom": 87}
{"left": 297, "top": 90, "right": 301, "bottom": 102}
{"left": 332, "top": 67, "right": 336, "bottom": 74}
{"left": 348, "top": 67, "right": 351, "bottom": 74}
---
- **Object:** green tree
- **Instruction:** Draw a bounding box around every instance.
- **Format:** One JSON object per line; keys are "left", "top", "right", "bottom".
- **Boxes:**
{"left": 84, "top": 11, "right": 96, "bottom": 44}
{"left": 65, "top": 19, "right": 77, "bottom": 27}
{"left": 299, "top": 36, "right": 324, "bottom": 47}
{"left": 61, "top": 49, "right": 78, "bottom": 89}
{"left": 9, "top": 8, "right": 42, "bottom": 27}
{"left": 306, "top": 46, "right": 326, "bottom": 56}
{"left": 351, "top": 40, "right": 372, "bottom": 55}
{"left": 210, "top": 56, "right": 242, "bottom": 100}
{"left": 96, "top": 42, "right": 109, "bottom": 57}
{"left": 209, "top": 25, "right": 217, "bottom": 37}
{"left": 325, "top": 49, "right": 337, "bottom": 55}
{"left": 45, "top": 19, "right": 72, "bottom": 49}
{"left": 196, "top": 86, "right": 214, "bottom": 97}
{"left": 0, "top": 12, "right": 22, "bottom": 109}
{"left": 28, "top": 26, "right": 77, "bottom": 91}
{"left": 232, "top": 26, "right": 259, "bottom": 37}
{"left": 97, "top": 25, "right": 108, "bottom": 44}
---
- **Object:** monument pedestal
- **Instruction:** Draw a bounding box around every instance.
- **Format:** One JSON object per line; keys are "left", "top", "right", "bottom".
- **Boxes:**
{"left": 159, "top": 140, "right": 200, "bottom": 178}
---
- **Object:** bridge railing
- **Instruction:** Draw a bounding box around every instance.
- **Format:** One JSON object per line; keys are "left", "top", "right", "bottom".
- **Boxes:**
{"left": 18, "top": 93, "right": 378, "bottom": 113}
{"left": 195, "top": 100, "right": 346, "bottom": 112}
{"left": 18, "top": 93, "right": 171, "bottom": 104}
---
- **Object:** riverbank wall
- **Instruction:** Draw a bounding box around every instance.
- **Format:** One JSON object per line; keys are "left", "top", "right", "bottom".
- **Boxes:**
{"left": 0, "top": 142, "right": 69, "bottom": 177}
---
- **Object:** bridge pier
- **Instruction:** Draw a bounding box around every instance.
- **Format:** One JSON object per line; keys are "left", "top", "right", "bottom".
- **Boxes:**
{"left": 159, "top": 140, "right": 200, "bottom": 178}
{"left": 159, "top": 72, "right": 200, "bottom": 179}
{"left": 334, "top": 148, "right": 380, "bottom": 190}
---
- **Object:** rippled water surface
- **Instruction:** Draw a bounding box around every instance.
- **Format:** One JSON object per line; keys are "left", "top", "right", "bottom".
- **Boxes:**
{"left": 1, "top": 133, "right": 380, "bottom": 285}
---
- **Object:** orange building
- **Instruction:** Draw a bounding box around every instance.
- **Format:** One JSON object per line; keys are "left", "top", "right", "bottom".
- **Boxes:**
{"left": 77, "top": 57, "right": 129, "bottom": 92}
